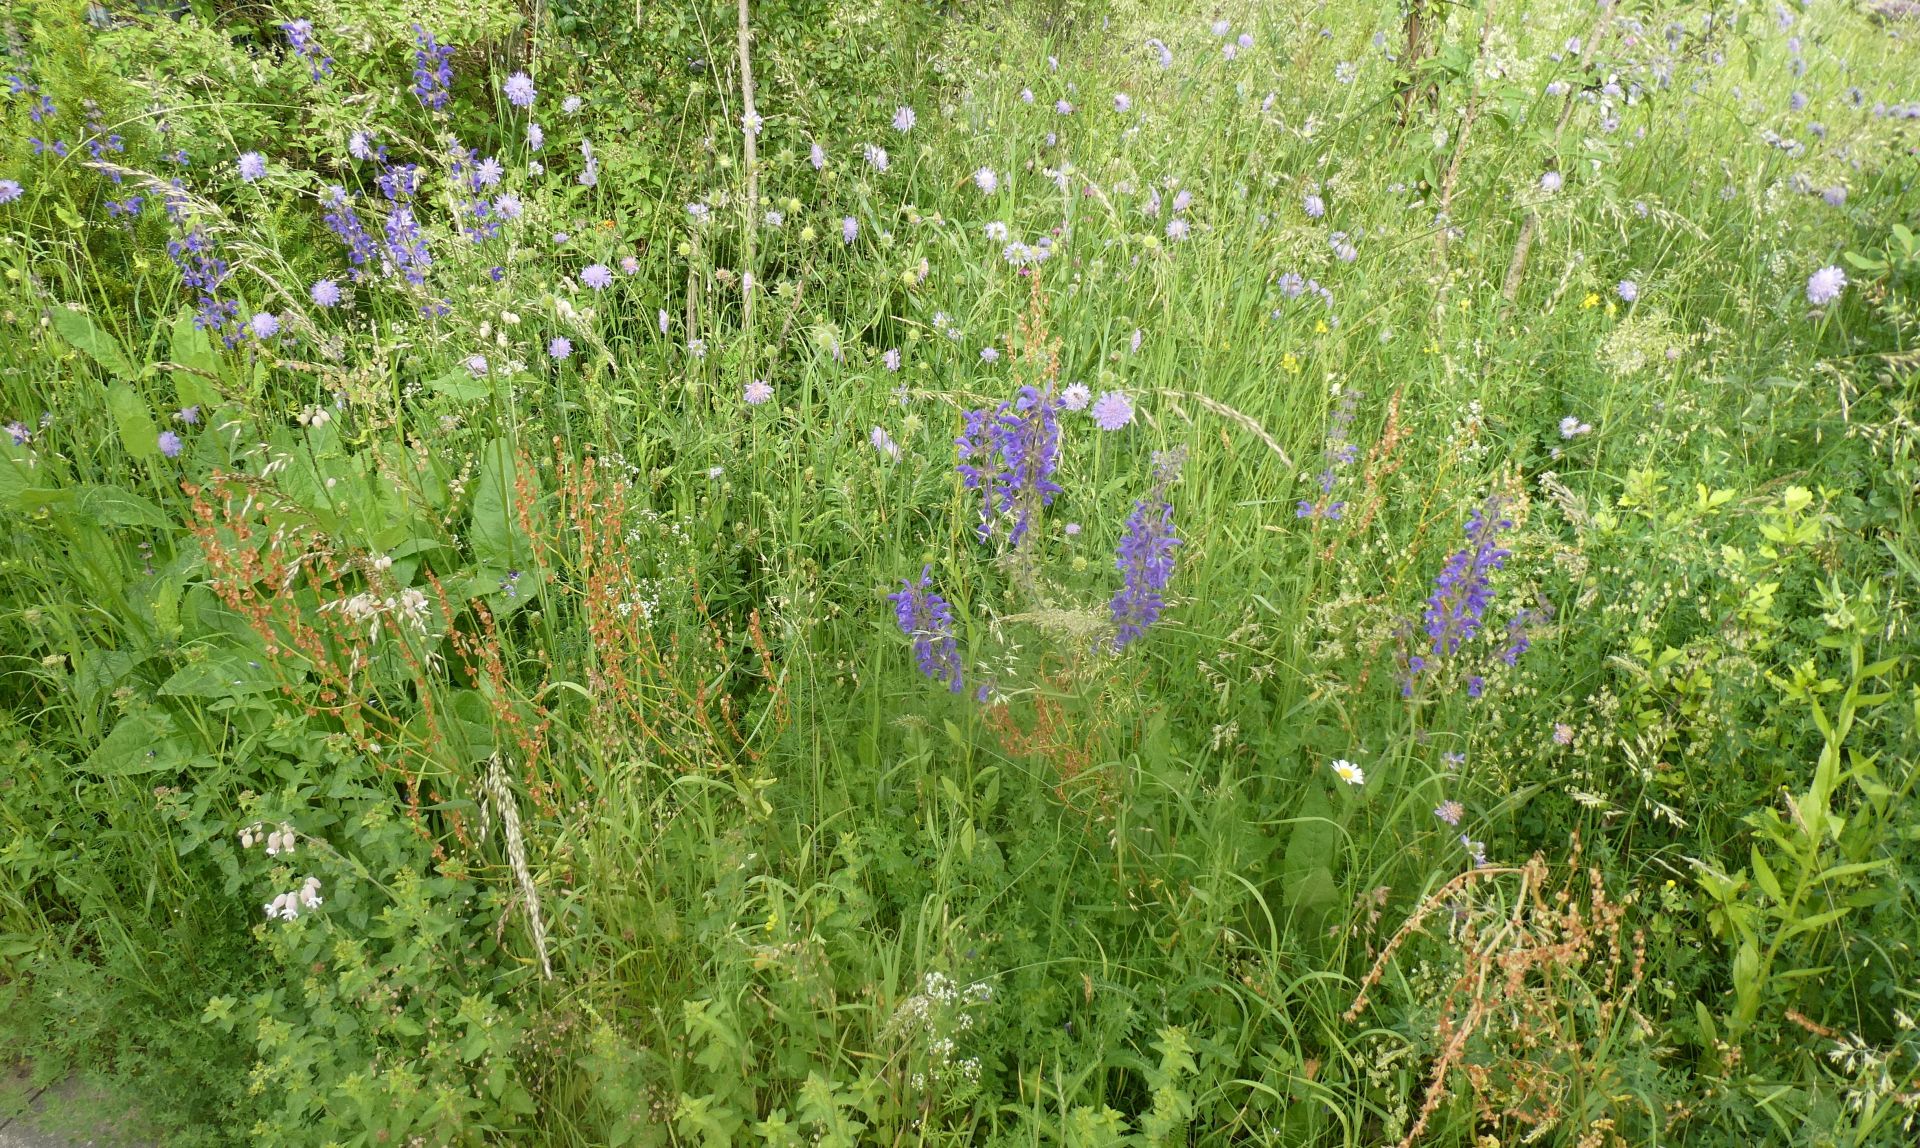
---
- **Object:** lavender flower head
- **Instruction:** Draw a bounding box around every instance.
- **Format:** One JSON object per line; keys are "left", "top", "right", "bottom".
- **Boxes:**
{"left": 1806, "top": 265, "right": 1846, "bottom": 306}
{"left": 893, "top": 105, "right": 916, "bottom": 133}
{"left": 955, "top": 384, "right": 1062, "bottom": 546}
{"left": 1297, "top": 388, "right": 1360, "bottom": 520}
{"left": 889, "top": 566, "right": 964, "bottom": 692}
{"left": 237, "top": 152, "right": 267, "bottom": 181}
{"left": 503, "top": 72, "right": 535, "bottom": 108}
{"left": 157, "top": 430, "right": 184, "bottom": 458}
{"left": 1090, "top": 391, "right": 1134, "bottom": 431}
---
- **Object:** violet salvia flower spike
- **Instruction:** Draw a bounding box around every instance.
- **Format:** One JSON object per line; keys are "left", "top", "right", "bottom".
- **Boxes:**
{"left": 1420, "top": 495, "right": 1514, "bottom": 663}
{"left": 1298, "top": 388, "right": 1361, "bottom": 521}
{"left": 889, "top": 566, "right": 964, "bottom": 692}
{"left": 411, "top": 26, "right": 454, "bottom": 111}
{"left": 1110, "top": 448, "right": 1184, "bottom": 651}
{"left": 955, "top": 384, "right": 1061, "bottom": 546}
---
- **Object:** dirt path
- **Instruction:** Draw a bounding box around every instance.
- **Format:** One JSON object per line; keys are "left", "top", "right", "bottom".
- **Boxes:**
{"left": 0, "top": 1069, "right": 153, "bottom": 1148}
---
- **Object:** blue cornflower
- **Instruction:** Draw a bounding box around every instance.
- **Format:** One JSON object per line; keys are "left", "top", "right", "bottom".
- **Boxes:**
{"left": 889, "top": 566, "right": 964, "bottom": 692}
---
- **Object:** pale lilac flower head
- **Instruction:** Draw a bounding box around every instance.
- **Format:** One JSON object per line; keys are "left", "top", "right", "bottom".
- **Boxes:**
{"left": 249, "top": 311, "right": 280, "bottom": 339}
{"left": 348, "top": 131, "right": 374, "bottom": 160}
{"left": 1055, "top": 99, "right": 1073, "bottom": 115}
{"left": 0, "top": 179, "right": 21, "bottom": 205}
{"left": 6, "top": 421, "right": 28, "bottom": 445}
{"left": 1091, "top": 391, "right": 1133, "bottom": 430}
{"left": 1020, "top": 88, "right": 1034, "bottom": 103}
{"left": 1237, "top": 33, "right": 1253, "bottom": 49}
{"left": 974, "top": 166, "right": 998, "bottom": 194}
{"left": 465, "top": 353, "right": 489, "bottom": 376}
{"left": 621, "top": 255, "right": 639, "bottom": 274}
{"left": 1303, "top": 193, "right": 1325, "bottom": 218}
{"left": 1806, "top": 265, "right": 1846, "bottom": 305}
{"left": 562, "top": 95, "right": 583, "bottom": 113}
{"left": 842, "top": 216, "right": 859, "bottom": 244}
{"left": 744, "top": 379, "right": 774, "bottom": 405}
{"left": 870, "top": 426, "right": 900, "bottom": 460}
{"left": 495, "top": 193, "right": 523, "bottom": 220}
{"left": 1211, "top": 19, "right": 1230, "bottom": 35}
{"left": 892, "top": 105, "right": 916, "bottom": 133}
{"left": 985, "top": 220, "right": 1009, "bottom": 242}
{"left": 1114, "top": 93, "right": 1131, "bottom": 113}
{"left": 1165, "top": 218, "right": 1190, "bottom": 242}
{"left": 1061, "top": 382, "right": 1091, "bottom": 410}
{"left": 1148, "top": 39, "right": 1172, "bottom": 68}
{"left": 237, "top": 151, "right": 267, "bottom": 181}
{"left": 980, "top": 347, "right": 1001, "bottom": 363}
{"left": 810, "top": 142, "right": 826, "bottom": 170}
{"left": 1171, "top": 189, "right": 1192, "bottom": 213}
{"left": 581, "top": 263, "right": 614, "bottom": 289}
{"left": 503, "top": 72, "right": 535, "bottom": 108}
{"left": 310, "top": 278, "right": 340, "bottom": 307}
{"left": 1553, "top": 722, "right": 1575, "bottom": 746}
{"left": 1823, "top": 186, "right": 1847, "bottom": 207}
{"left": 864, "top": 143, "right": 889, "bottom": 171}
{"left": 158, "top": 430, "right": 184, "bottom": 458}
{"left": 1434, "top": 800, "right": 1464, "bottom": 826}
{"left": 1617, "top": 279, "right": 1638, "bottom": 302}
{"left": 1560, "top": 416, "right": 1593, "bottom": 439}
{"left": 547, "top": 337, "right": 572, "bottom": 359}
{"left": 526, "top": 122, "right": 544, "bottom": 150}
{"left": 1222, "top": 44, "right": 1237, "bottom": 60}
{"left": 1540, "top": 170, "right": 1563, "bottom": 192}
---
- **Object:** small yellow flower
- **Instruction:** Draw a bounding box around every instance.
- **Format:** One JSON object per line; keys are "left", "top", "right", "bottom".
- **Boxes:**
{"left": 1314, "top": 319, "right": 1329, "bottom": 334}
{"left": 1582, "top": 292, "right": 1600, "bottom": 309}
{"left": 1458, "top": 297, "right": 1471, "bottom": 311}
{"left": 1281, "top": 353, "right": 1301, "bottom": 375}
{"left": 1606, "top": 301, "right": 1618, "bottom": 317}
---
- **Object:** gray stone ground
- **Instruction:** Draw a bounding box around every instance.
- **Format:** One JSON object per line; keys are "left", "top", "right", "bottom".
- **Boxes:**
{"left": 0, "top": 1069, "right": 153, "bottom": 1148}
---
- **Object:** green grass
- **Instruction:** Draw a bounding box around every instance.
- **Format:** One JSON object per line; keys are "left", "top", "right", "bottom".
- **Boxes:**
{"left": 1, "top": 0, "right": 1917, "bottom": 1144}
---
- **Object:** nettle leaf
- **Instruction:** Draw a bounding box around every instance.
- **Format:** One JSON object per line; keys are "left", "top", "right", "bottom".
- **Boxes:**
{"left": 52, "top": 306, "right": 138, "bottom": 380}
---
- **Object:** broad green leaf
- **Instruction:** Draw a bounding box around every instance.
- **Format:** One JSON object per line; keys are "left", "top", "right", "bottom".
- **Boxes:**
{"left": 159, "top": 651, "right": 282, "bottom": 698}
{"left": 73, "top": 484, "right": 170, "bottom": 528}
{"left": 52, "top": 306, "right": 137, "bottom": 379}
{"left": 106, "top": 383, "right": 161, "bottom": 459}
{"left": 427, "top": 370, "right": 495, "bottom": 401}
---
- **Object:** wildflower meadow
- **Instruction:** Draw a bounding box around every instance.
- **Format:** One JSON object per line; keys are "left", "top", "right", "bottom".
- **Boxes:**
{"left": 1, "top": 0, "right": 1917, "bottom": 1144}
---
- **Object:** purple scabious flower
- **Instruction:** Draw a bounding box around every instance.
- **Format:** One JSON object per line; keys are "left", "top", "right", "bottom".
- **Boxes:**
{"left": 1420, "top": 496, "right": 1514, "bottom": 663}
{"left": 1806, "top": 265, "right": 1846, "bottom": 305}
{"left": 548, "top": 337, "right": 572, "bottom": 359}
{"left": 1617, "top": 279, "right": 1638, "bottom": 302}
{"left": 7, "top": 421, "right": 30, "bottom": 445}
{"left": 744, "top": 379, "right": 773, "bottom": 405}
{"left": 892, "top": 105, "right": 916, "bottom": 133}
{"left": 889, "top": 566, "right": 964, "bottom": 692}
{"left": 955, "top": 385, "right": 1062, "bottom": 546}
{"left": 842, "top": 216, "right": 859, "bottom": 244}
{"left": 504, "top": 72, "right": 535, "bottom": 108}
{"left": 1303, "top": 193, "right": 1325, "bottom": 218}
{"left": 581, "top": 263, "right": 614, "bottom": 289}
{"left": 1110, "top": 450, "right": 1184, "bottom": 651}
{"left": 1090, "top": 390, "right": 1133, "bottom": 430}
{"left": 237, "top": 151, "right": 267, "bottom": 181}
{"left": 864, "top": 143, "right": 889, "bottom": 171}
{"left": 310, "top": 278, "right": 340, "bottom": 307}
{"left": 249, "top": 312, "right": 280, "bottom": 339}
{"left": 0, "top": 179, "right": 22, "bottom": 205}
{"left": 157, "top": 430, "right": 184, "bottom": 458}
{"left": 411, "top": 26, "right": 454, "bottom": 110}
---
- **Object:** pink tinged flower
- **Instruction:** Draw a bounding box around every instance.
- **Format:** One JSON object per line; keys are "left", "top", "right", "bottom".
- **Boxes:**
{"left": 1091, "top": 390, "right": 1133, "bottom": 430}
{"left": 310, "top": 279, "right": 340, "bottom": 306}
{"left": 465, "top": 353, "right": 489, "bottom": 376}
{"left": 1061, "top": 382, "right": 1091, "bottom": 410}
{"left": 1806, "top": 265, "right": 1846, "bottom": 305}
{"left": 237, "top": 151, "right": 267, "bottom": 181}
{"left": 503, "top": 72, "right": 535, "bottom": 108}
{"left": 1165, "top": 218, "right": 1189, "bottom": 241}
{"left": 1554, "top": 722, "right": 1575, "bottom": 745}
{"left": 581, "top": 263, "right": 614, "bottom": 289}
{"left": 744, "top": 379, "right": 773, "bottom": 405}
{"left": 1434, "top": 800, "right": 1464, "bottom": 826}
{"left": 547, "top": 337, "right": 572, "bottom": 359}
{"left": 157, "top": 430, "right": 183, "bottom": 458}
{"left": 1540, "top": 171, "right": 1563, "bottom": 192}
{"left": 1559, "top": 416, "right": 1592, "bottom": 439}
{"left": 249, "top": 311, "right": 279, "bottom": 339}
